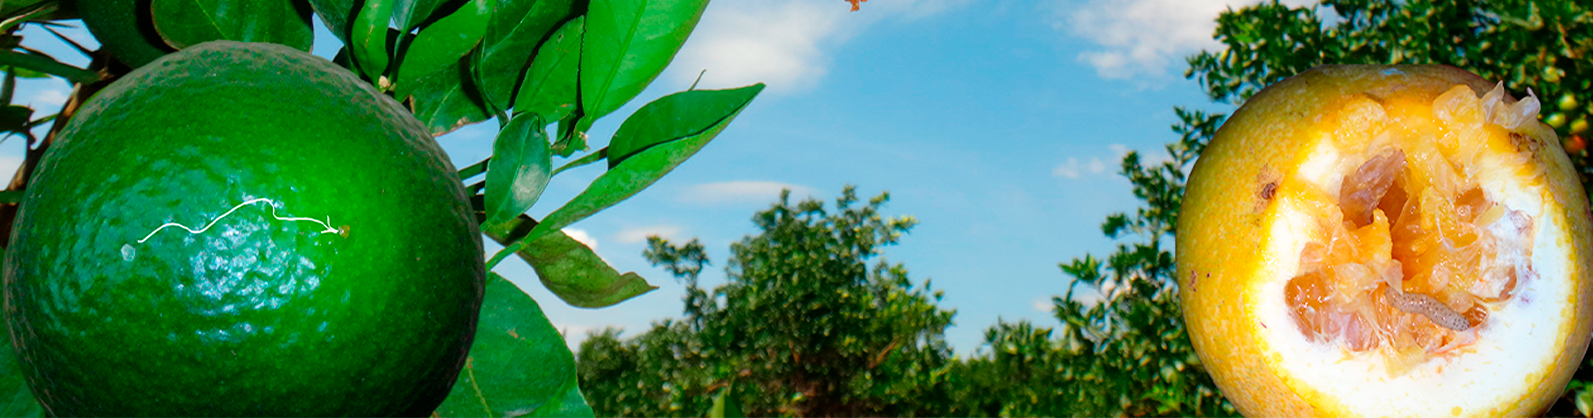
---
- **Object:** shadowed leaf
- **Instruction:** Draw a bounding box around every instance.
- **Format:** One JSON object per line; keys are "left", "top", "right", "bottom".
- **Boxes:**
{"left": 477, "top": 0, "right": 579, "bottom": 111}
{"left": 435, "top": 273, "right": 594, "bottom": 418}
{"left": 150, "top": 0, "right": 312, "bottom": 50}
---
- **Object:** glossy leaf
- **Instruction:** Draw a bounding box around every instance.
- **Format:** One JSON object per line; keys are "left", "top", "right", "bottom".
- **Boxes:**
{"left": 491, "top": 83, "right": 764, "bottom": 267}
{"left": 390, "top": 0, "right": 445, "bottom": 32}
{"left": 0, "top": 340, "right": 41, "bottom": 417}
{"left": 394, "top": 0, "right": 491, "bottom": 99}
{"left": 513, "top": 16, "right": 581, "bottom": 122}
{"left": 150, "top": 0, "right": 313, "bottom": 50}
{"left": 434, "top": 273, "right": 594, "bottom": 418}
{"left": 408, "top": 56, "right": 491, "bottom": 136}
{"left": 607, "top": 84, "right": 761, "bottom": 168}
{"left": 485, "top": 113, "right": 553, "bottom": 227}
{"left": 475, "top": 0, "right": 578, "bottom": 111}
{"left": 577, "top": 0, "right": 710, "bottom": 130}
{"left": 306, "top": 0, "right": 355, "bottom": 42}
{"left": 350, "top": 0, "right": 393, "bottom": 82}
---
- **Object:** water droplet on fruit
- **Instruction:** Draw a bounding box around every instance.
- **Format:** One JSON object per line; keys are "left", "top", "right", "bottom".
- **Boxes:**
{"left": 120, "top": 244, "right": 135, "bottom": 261}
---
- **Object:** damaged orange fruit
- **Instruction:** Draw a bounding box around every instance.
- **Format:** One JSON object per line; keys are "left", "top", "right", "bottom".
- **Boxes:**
{"left": 1177, "top": 65, "right": 1593, "bottom": 416}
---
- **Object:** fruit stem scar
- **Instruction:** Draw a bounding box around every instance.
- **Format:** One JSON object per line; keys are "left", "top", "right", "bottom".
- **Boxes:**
{"left": 1383, "top": 286, "right": 1471, "bottom": 330}
{"left": 133, "top": 198, "right": 340, "bottom": 244}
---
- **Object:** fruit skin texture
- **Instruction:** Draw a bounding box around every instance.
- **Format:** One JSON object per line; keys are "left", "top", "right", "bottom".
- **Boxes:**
{"left": 3, "top": 41, "right": 485, "bottom": 416}
{"left": 1176, "top": 65, "right": 1593, "bottom": 416}
{"left": 75, "top": 0, "right": 174, "bottom": 68}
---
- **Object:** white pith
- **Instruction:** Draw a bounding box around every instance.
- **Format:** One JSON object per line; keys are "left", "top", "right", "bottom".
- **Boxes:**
{"left": 1249, "top": 86, "right": 1569, "bottom": 416}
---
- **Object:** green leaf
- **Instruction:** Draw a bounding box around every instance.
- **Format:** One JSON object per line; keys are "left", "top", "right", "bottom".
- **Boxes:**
{"left": 577, "top": 0, "right": 710, "bottom": 130}
{"left": 476, "top": 0, "right": 579, "bottom": 111}
{"left": 390, "top": 0, "right": 445, "bottom": 32}
{"left": 408, "top": 56, "right": 491, "bottom": 136}
{"left": 489, "top": 83, "right": 764, "bottom": 267}
{"left": 0, "top": 67, "right": 47, "bottom": 79}
{"left": 306, "top": 0, "right": 356, "bottom": 42}
{"left": 485, "top": 113, "right": 553, "bottom": 227}
{"left": 394, "top": 0, "right": 492, "bottom": 99}
{"left": 0, "top": 105, "right": 30, "bottom": 134}
{"left": 0, "top": 51, "right": 95, "bottom": 84}
{"left": 150, "top": 0, "right": 313, "bottom": 50}
{"left": 496, "top": 223, "right": 657, "bottom": 308}
{"left": 434, "top": 273, "right": 594, "bottom": 418}
{"left": 709, "top": 383, "right": 744, "bottom": 418}
{"left": 607, "top": 83, "right": 762, "bottom": 168}
{"left": 350, "top": 0, "right": 393, "bottom": 82}
{"left": 513, "top": 16, "right": 581, "bottom": 122}
{"left": 0, "top": 339, "right": 41, "bottom": 417}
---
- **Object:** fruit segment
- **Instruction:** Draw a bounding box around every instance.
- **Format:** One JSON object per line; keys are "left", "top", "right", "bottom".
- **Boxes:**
{"left": 1282, "top": 83, "right": 1540, "bottom": 373}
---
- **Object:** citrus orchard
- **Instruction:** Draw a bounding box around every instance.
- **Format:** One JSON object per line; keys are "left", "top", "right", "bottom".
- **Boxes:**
{"left": 3, "top": 41, "right": 485, "bottom": 416}
{"left": 1177, "top": 65, "right": 1593, "bottom": 416}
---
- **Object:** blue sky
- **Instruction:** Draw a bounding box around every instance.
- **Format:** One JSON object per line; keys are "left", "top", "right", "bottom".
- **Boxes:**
{"left": 6, "top": 0, "right": 1312, "bottom": 355}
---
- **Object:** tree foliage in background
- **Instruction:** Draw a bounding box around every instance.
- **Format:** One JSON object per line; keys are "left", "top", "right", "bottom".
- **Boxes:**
{"left": 953, "top": 108, "right": 1234, "bottom": 417}
{"left": 966, "top": 0, "right": 1593, "bottom": 416}
{"left": 578, "top": 187, "right": 958, "bottom": 417}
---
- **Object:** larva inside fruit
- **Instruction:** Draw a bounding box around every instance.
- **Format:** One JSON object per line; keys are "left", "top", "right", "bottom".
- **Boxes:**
{"left": 1281, "top": 83, "right": 1541, "bottom": 371}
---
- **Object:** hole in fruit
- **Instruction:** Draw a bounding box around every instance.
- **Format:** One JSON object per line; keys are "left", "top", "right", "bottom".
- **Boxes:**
{"left": 1281, "top": 84, "right": 1542, "bottom": 372}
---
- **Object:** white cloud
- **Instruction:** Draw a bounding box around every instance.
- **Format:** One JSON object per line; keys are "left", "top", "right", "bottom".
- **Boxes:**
{"left": 617, "top": 224, "right": 685, "bottom": 244}
{"left": 1052, "top": 157, "right": 1110, "bottom": 179}
{"left": 565, "top": 228, "right": 598, "bottom": 252}
{"left": 0, "top": 154, "right": 21, "bottom": 180}
{"left": 1056, "top": 0, "right": 1316, "bottom": 80}
{"left": 1032, "top": 297, "right": 1053, "bottom": 313}
{"left": 670, "top": 0, "right": 970, "bottom": 94}
{"left": 681, "top": 180, "right": 819, "bottom": 204}
{"left": 29, "top": 89, "right": 67, "bottom": 109}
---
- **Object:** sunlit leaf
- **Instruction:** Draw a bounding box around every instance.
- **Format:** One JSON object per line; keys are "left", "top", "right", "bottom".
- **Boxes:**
{"left": 350, "top": 0, "right": 393, "bottom": 82}
{"left": 434, "top": 273, "right": 594, "bottom": 418}
{"left": 390, "top": 0, "right": 445, "bottom": 32}
{"left": 394, "top": 0, "right": 491, "bottom": 99}
{"left": 607, "top": 84, "right": 761, "bottom": 168}
{"left": 513, "top": 16, "right": 582, "bottom": 123}
{"left": 150, "top": 0, "right": 312, "bottom": 50}
{"left": 577, "top": 0, "right": 710, "bottom": 131}
{"left": 709, "top": 383, "right": 743, "bottom": 418}
{"left": 485, "top": 113, "right": 553, "bottom": 227}
{"left": 490, "top": 84, "right": 763, "bottom": 267}
{"left": 476, "top": 0, "right": 579, "bottom": 111}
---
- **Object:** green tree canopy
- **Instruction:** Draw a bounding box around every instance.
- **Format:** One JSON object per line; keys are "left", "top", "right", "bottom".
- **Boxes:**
{"left": 578, "top": 186, "right": 958, "bottom": 417}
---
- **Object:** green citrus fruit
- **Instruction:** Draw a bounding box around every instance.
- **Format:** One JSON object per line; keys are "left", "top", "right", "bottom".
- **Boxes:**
{"left": 4, "top": 40, "right": 485, "bottom": 416}
{"left": 77, "top": 0, "right": 174, "bottom": 68}
{"left": 1178, "top": 65, "right": 1593, "bottom": 416}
